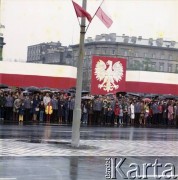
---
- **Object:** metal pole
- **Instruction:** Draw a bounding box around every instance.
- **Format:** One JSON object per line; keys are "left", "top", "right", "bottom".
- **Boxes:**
{"left": 71, "top": 0, "right": 87, "bottom": 147}
{"left": 0, "top": 0, "right": 2, "bottom": 61}
{"left": 0, "top": 0, "right": 4, "bottom": 61}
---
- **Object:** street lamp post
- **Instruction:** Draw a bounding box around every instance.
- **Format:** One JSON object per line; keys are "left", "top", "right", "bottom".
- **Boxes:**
{"left": 0, "top": 0, "right": 5, "bottom": 61}
{"left": 71, "top": 0, "right": 87, "bottom": 147}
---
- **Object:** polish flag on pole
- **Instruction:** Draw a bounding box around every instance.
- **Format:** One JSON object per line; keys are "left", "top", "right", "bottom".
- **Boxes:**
{"left": 72, "top": 0, "right": 92, "bottom": 22}
{"left": 95, "top": 1, "right": 113, "bottom": 28}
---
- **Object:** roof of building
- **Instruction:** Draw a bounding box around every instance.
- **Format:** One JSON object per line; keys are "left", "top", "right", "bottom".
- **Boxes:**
{"left": 84, "top": 33, "right": 178, "bottom": 49}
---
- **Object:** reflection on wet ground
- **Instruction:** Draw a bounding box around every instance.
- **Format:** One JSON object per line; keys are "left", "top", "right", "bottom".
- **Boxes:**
{"left": 0, "top": 124, "right": 178, "bottom": 141}
{"left": 1, "top": 156, "right": 178, "bottom": 180}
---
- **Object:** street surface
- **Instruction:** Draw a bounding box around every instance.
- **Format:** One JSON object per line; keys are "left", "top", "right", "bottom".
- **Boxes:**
{"left": 0, "top": 124, "right": 178, "bottom": 179}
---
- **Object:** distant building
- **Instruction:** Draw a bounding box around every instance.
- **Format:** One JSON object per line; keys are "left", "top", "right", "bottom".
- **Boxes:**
{"left": 71, "top": 33, "right": 178, "bottom": 91}
{"left": 27, "top": 41, "right": 73, "bottom": 65}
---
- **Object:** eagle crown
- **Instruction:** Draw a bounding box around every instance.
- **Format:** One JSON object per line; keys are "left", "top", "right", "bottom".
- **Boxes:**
{"left": 106, "top": 60, "right": 112, "bottom": 66}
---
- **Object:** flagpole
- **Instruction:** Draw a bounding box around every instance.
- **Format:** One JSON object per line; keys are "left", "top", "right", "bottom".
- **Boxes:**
{"left": 71, "top": 0, "right": 87, "bottom": 147}
{"left": 0, "top": 0, "right": 4, "bottom": 61}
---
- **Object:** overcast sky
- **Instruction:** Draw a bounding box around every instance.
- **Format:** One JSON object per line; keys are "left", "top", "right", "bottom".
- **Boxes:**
{"left": 1, "top": 0, "right": 178, "bottom": 61}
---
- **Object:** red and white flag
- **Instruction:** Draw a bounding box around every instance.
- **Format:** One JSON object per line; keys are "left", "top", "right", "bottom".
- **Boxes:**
{"left": 95, "top": 2, "right": 113, "bottom": 28}
{"left": 91, "top": 56, "right": 126, "bottom": 95}
{"left": 72, "top": 0, "right": 92, "bottom": 22}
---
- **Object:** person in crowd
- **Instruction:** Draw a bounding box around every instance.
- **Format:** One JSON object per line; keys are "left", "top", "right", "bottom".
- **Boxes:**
{"left": 24, "top": 95, "right": 32, "bottom": 122}
{"left": 45, "top": 101, "right": 53, "bottom": 123}
{"left": 32, "top": 95, "right": 40, "bottom": 122}
{"left": 175, "top": 102, "right": 178, "bottom": 127}
{"left": 5, "top": 93, "right": 14, "bottom": 122}
{"left": 64, "top": 96, "right": 70, "bottom": 124}
{"left": 123, "top": 101, "right": 129, "bottom": 126}
{"left": 158, "top": 101, "right": 163, "bottom": 124}
{"left": 139, "top": 102, "right": 145, "bottom": 125}
{"left": 152, "top": 101, "right": 159, "bottom": 124}
{"left": 87, "top": 99, "right": 93, "bottom": 125}
{"left": 119, "top": 104, "right": 123, "bottom": 126}
{"left": 58, "top": 95, "right": 65, "bottom": 124}
{"left": 81, "top": 100, "right": 89, "bottom": 124}
{"left": 102, "top": 100, "right": 108, "bottom": 126}
{"left": 130, "top": 101, "right": 135, "bottom": 125}
{"left": 114, "top": 102, "right": 120, "bottom": 126}
{"left": 162, "top": 101, "right": 168, "bottom": 125}
{"left": 13, "top": 96, "right": 21, "bottom": 122}
{"left": 0, "top": 91, "right": 6, "bottom": 121}
{"left": 147, "top": 104, "right": 153, "bottom": 125}
{"left": 93, "top": 97, "right": 103, "bottom": 125}
{"left": 19, "top": 102, "right": 25, "bottom": 123}
{"left": 68, "top": 96, "right": 75, "bottom": 124}
{"left": 39, "top": 101, "right": 45, "bottom": 123}
{"left": 51, "top": 95, "right": 58, "bottom": 123}
{"left": 144, "top": 102, "right": 149, "bottom": 125}
{"left": 43, "top": 93, "right": 51, "bottom": 107}
{"left": 168, "top": 102, "right": 174, "bottom": 125}
{"left": 134, "top": 100, "right": 141, "bottom": 125}
{"left": 107, "top": 102, "right": 113, "bottom": 126}
{"left": 110, "top": 98, "right": 116, "bottom": 126}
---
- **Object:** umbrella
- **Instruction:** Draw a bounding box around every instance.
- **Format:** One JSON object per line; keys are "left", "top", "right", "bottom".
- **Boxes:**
{"left": 26, "top": 86, "right": 40, "bottom": 93}
{"left": 1, "top": 88, "right": 11, "bottom": 92}
{"left": 82, "top": 96, "right": 93, "bottom": 100}
{"left": 22, "top": 90, "right": 32, "bottom": 96}
{"left": 41, "top": 89, "right": 51, "bottom": 93}
{"left": 142, "top": 98, "right": 152, "bottom": 102}
{"left": 0, "top": 84, "right": 8, "bottom": 89}
{"left": 82, "top": 90, "right": 89, "bottom": 95}
{"left": 116, "top": 91, "right": 127, "bottom": 97}
{"left": 163, "top": 95, "right": 176, "bottom": 100}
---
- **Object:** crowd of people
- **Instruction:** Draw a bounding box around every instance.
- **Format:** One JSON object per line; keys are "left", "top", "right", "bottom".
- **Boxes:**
{"left": 0, "top": 88, "right": 178, "bottom": 127}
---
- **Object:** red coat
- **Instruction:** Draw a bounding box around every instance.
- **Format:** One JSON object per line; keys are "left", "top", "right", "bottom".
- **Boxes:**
{"left": 114, "top": 105, "right": 120, "bottom": 116}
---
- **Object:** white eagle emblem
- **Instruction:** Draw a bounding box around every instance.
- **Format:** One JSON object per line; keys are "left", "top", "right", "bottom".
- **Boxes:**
{"left": 94, "top": 60, "right": 123, "bottom": 92}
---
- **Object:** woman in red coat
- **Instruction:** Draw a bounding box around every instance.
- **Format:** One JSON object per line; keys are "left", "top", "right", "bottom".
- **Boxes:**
{"left": 114, "top": 102, "right": 120, "bottom": 126}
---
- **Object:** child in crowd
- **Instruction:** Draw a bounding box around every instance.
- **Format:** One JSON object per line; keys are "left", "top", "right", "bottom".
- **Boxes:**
{"left": 45, "top": 102, "right": 53, "bottom": 123}
{"left": 19, "top": 103, "right": 25, "bottom": 123}
{"left": 39, "top": 101, "right": 45, "bottom": 122}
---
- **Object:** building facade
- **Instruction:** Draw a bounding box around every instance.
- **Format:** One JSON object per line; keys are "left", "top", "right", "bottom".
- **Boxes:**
{"left": 71, "top": 33, "right": 178, "bottom": 91}
{"left": 27, "top": 41, "right": 73, "bottom": 65}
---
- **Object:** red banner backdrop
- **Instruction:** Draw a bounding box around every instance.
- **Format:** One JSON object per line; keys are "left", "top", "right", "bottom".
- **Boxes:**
{"left": 91, "top": 56, "right": 126, "bottom": 95}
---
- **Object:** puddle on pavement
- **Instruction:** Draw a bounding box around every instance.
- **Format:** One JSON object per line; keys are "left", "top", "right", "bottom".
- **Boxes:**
{"left": 16, "top": 139, "right": 99, "bottom": 150}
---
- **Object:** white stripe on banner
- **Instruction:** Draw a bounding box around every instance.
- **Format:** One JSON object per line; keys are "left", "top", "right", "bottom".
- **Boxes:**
{"left": 126, "top": 71, "right": 178, "bottom": 85}
{"left": 0, "top": 62, "right": 77, "bottom": 78}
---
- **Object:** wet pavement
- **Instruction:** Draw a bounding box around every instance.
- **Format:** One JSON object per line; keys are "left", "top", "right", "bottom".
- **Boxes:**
{"left": 0, "top": 124, "right": 178, "bottom": 179}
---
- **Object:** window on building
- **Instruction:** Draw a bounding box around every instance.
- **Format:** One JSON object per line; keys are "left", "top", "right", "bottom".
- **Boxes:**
{"left": 168, "top": 64, "right": 172, "bottom": 72}
{"left": 151, "top": 62, "right": 156, "bottom": 71}
{"left": 134, "top": 60, "right": 141, "bottom": 70}
{"left": 102, "top": 48, "right": 107, "bottom": 54}
{"left": 124, "top": 50, "right": 128, "bottom": 56}
{"left": 104, "top": 48, "right": 107, "bottom": 54}
{"left": 159, "top": 63, "right": 164, "bottom": 71}
{"left": 152, "top": 53, "right": 156, "bottom": 59}
{"left": 87, "top": 48, "right": 91, "bottom": 55}
{"left": 169, "top": 55, "right": 173, "bottom": 60}
{"left": 160, "top": 54, "right": 164, "bottom": 59}
{"left": 176, "top": 64, "right": 178, "bottom": 72}
{"left": 144, "top": 53, "right": 147, "bottom": 58}
{"left": 112, "top": 50, "right": 115, "bottom": 55}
